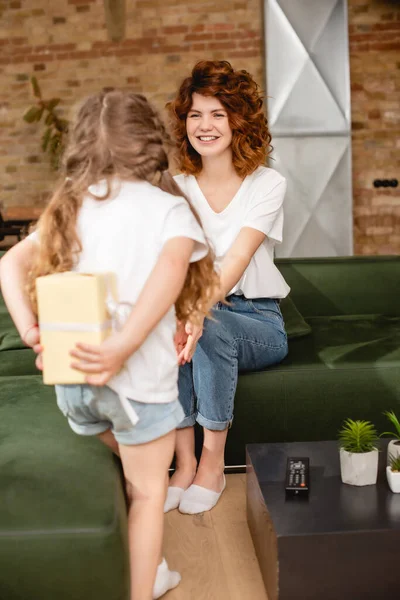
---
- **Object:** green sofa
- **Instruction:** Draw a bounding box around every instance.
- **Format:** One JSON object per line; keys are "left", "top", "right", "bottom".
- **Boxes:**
{"left": 226, "top": 255, "right": 400, "bottom": 465}
{"left": 1, "top": 252, "right": 399, "bottom": 599}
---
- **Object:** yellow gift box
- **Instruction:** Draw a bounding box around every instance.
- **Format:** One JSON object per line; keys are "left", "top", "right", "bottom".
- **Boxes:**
{"left": 36, "top": 272, "right": 115, "bottom": 385}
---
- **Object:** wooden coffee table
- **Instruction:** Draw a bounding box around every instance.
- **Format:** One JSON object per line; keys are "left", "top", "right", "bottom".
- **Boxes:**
{"left": 246, "top": 440, "right": 400, "bottom": 600}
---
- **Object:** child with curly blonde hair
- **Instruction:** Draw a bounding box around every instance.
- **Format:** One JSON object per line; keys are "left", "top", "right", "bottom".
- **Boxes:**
{"left": 0, "top": 89, "right": 219, "bottom": 600}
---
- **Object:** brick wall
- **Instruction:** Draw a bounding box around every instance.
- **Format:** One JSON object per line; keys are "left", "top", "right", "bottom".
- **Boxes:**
{"left": 0, "top": 0, "right": 399, "bottom": 254}
{"left": 349, "top": 0, "right": 400, "bottom": 255}
{"left": 0, "top": 0, "right": 264, "bottom": 212}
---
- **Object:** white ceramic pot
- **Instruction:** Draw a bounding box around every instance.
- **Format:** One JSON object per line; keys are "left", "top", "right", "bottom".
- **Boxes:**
{"left": 387, "top": 439, "right": 400, "bottom": 465}
{"left": 339, "top": 448, "right": 379, "bottom": 486}
{"left": 386, "top": 466, "right": 400, "bottom": 493}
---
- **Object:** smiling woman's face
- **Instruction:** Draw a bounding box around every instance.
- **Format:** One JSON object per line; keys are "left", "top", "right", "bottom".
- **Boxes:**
{"left": 186, "top": 93, "right": 232, "bottom": 159}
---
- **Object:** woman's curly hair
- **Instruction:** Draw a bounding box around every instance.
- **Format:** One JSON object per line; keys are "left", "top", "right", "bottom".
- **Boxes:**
{"left": 28, "top": 89, "right": 219, "bottom": 324}
{"left": 167, "top": 60, "right": 272, "bottom": 178}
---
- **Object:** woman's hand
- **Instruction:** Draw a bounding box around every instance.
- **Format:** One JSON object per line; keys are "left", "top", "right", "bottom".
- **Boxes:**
{"left": 70, "top": 333, "right": 131, "bottom": 386}
{"left": 177, "top": 318, "right": 204, "bottom": 365}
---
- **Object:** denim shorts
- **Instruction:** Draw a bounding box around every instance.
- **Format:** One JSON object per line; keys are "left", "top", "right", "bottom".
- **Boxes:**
{"left": 55, "top": 384, "right": 184, "bottom": 446}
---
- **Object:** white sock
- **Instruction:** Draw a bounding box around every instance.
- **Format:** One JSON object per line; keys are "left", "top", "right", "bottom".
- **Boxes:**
{"left": 153, "top": 557, "right": 181, "bottom": 599}
{"left": 163, "top": 486, "right": 185, "bottom": 513}
{"left": 179, "top": 475, "right": 226, "bottom": 515}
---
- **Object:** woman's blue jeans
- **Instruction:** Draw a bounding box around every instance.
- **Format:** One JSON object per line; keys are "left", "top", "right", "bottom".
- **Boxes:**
{"left": 178, "top": 295, "right": 288, "bottom": 431}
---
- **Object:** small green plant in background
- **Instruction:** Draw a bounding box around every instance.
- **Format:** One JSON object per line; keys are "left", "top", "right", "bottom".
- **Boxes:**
{"left": 338, "top": 419, "right": 379, "bottom": 454}
{"left": 23, "top": 76, "right": 69, "bottom": 170}
{"left": 381, "top": 410, "right": 400, "bottom": 441}
{"left": 389, "top": 454, "right": 400, "bottom": 473}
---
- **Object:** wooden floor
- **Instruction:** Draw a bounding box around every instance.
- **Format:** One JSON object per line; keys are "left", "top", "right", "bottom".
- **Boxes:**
{"left": 163, "top": 473, "right": 268, "bottom": 600}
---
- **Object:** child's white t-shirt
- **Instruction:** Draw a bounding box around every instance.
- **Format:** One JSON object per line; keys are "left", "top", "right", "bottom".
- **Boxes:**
{"left": 30, "top": 179, "right": 208, "bottom": 405}
{"left": 174, "top": 166, "right": 290, "bottom": 299}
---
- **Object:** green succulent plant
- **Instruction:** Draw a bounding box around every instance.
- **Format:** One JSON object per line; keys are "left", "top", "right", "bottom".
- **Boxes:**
{"left": 338, "top": 419, "right": 379, "bottom": 454}
{"left": 381, "top": 410, "right": 400, "bottom": 441}
{"left": 23, "top": 76, "right": 69, "bottom": 170}
{"left": 389, "top": 454, "right": 400, "bottom": 473}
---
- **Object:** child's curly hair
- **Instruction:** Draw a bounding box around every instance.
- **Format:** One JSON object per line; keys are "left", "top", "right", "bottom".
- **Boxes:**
{"left": 167, "top": 60, "right": 272, "bottom": 178}
{"left": 28, "top": 90, "right": 219, "bottom": 324}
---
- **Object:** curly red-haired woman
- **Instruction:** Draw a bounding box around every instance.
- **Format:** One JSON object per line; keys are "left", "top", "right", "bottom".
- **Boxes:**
{"left": 165, "top": 60, "right": 290, "bottom": 514}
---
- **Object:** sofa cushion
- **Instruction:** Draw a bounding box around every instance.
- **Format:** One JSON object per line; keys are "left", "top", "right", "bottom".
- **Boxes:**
{"left": 0, "top": 251, "right": 28, "bottom": 353}
{"left": 0, "top": 279, "right": 40, "bottom": 375}
{"left": 283, "top": 314, "right": 400, "bottom": 370}
{"left": 0, "top": 376, "right": 130, "bottom": 600}
{"left": 280, "top": 296, "right": 311, "bottom": 339}
{"left": 0, "top": 307, "right": 25, "bottom": 351}
{"left": 0, "top": 348, "right": 38, "bottom": 376}
{"left": 225, "top": 315, "right": 400, "bottom": 465}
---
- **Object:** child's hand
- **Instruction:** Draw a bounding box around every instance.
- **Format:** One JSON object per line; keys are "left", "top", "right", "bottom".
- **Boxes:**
{"left": 35, "top": 352, "right": 43, "bottom": 371}
{"left": 23, "top": 324, "right": 40, "bottom": 348}
{"left": 69, "top": 333, "right": 130, "bottom": 386}
{"left": 22, "top": 324, "right": 43, "bottom": 370}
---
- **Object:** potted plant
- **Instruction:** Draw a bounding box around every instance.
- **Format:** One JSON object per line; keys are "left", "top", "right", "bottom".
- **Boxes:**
{"left": 338, "top": 419, "right": 379, "bottom": 486}
{"left": 386, "top": 454, "right": 400, "bottom": 493}
{"left": 381, "top": 410, "right": 400, "bottom": 464}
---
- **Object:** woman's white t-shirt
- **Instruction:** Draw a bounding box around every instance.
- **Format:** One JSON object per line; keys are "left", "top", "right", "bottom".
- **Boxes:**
{"left": 29, "top": 179, "right": 208, "bottom": 405}
{"left": 174, "top": 166, "right": 290, "bottom": 299}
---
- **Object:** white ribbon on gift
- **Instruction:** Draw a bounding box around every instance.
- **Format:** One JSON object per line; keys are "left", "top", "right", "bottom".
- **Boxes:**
{"left": 40, "top": 278, "right": 139, "bottom": 426}
{"left": 40, "top": 321, "right": 112, "bottom": 332}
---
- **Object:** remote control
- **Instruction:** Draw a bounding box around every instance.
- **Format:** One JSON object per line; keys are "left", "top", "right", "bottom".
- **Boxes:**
{"left": 285, "top": 457, "right": 309, "bottom": 496}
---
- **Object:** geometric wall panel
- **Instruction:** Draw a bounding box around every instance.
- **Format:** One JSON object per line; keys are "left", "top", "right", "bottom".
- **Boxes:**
{"left": 265, "top": 0, "right": 353, "bottom": 256}
{"left": 272, "top": 137, "right": 353, "bottom": 257}
{"left": 266, "top": 0, "right": 351, "bottom": 136}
